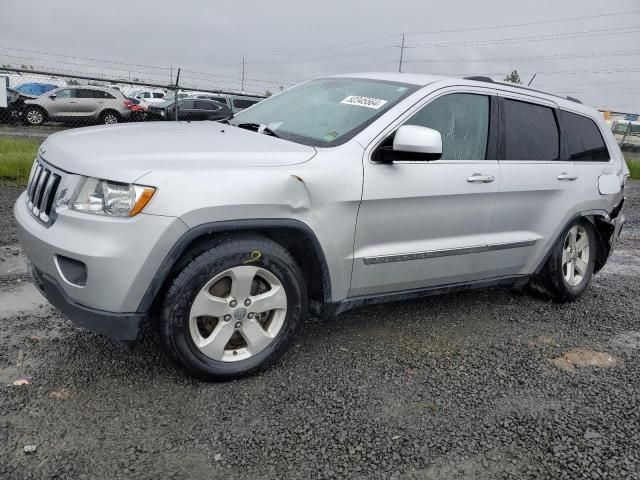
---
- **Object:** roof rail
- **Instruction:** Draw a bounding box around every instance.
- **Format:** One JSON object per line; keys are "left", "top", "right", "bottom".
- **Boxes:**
{"left": 463, "top": 76, "right": 494, "bottom": 83}
{"left": 463, "top": 75, "right": 583, "bottom": 105}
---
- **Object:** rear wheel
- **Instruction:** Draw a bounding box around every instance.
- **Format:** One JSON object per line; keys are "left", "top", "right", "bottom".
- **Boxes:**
{"left": 529, "top": 219, "right": 596, "bottom": 302}
{"left": 24, "top": 107, "right": 46, "bottom": 126}
{"left": 159, "top": 235, "right": 307, "bottom": 381}
{"left": 99, "top": 110, "right": 120, "bottom": 125}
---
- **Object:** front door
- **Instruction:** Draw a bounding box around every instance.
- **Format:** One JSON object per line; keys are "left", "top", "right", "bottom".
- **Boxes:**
{"left": 350, "top": 88, "right": 501, "bottom": 297}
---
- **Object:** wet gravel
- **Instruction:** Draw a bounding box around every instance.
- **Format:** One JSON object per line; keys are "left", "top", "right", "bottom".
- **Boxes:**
{"left": 1, "top": 181, "right": 640, "bottom": 479}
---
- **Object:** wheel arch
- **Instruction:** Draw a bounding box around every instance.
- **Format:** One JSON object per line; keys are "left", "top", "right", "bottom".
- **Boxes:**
{"left": 534, "top": 210, "right": 618, "bottom": 276}
{"left": 99, "top": 109, "right": 121, "bottom": 122}
{"left": 24, "top": 104, "right": 48, "bottom": 122}
{"left": 137, "top": 219, "right": 332, "bottom": 315}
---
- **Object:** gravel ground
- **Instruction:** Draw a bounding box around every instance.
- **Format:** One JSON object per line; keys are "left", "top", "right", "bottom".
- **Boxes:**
{"left": 0, "top": 124, "right": 69, "bottom": 140}
{"left": 1, "top": 182, "right": 639, "bottom": 480}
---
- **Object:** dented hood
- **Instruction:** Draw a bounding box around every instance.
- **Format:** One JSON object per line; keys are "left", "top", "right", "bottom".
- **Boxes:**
{"left": 39, "top": 122, "right": 317, "bottom": 183}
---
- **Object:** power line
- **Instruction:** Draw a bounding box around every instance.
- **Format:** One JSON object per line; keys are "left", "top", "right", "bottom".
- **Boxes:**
{"left": 406, "top": 49, "right": 640, "bottom": 64}
{"left": 408, "top": 26, "right": 640, "bottom": 49}
{"left": 219, "top": 8, "right": 640, "bottom": 61}
{"left": 404, "top": 8, "right": 640, "bottom": 36}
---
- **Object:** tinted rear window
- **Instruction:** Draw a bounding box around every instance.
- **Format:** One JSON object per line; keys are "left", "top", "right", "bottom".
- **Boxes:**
{"left": 194, "top": 100, "right": 217, "bottom": 110}
{"left": 233, "top": 99, "right": 259, "bottom": 109}
{"left": 503, "top": 99, "right": 559, "bottom": 160}
{"left": 562, "top": 111, "right": 610, "bottom": 162}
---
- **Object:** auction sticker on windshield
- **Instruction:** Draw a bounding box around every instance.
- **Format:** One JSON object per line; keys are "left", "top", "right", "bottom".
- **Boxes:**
{"left": 340, "top": 96, "right": 388, "bottom": 109}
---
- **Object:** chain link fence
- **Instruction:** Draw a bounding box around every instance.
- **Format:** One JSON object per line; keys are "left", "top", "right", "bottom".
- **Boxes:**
{"left": 612, "top": 117, "right": 640, "bottom": 153}
{"left": 0, "top": 67, "right": 266, "bottom": 129}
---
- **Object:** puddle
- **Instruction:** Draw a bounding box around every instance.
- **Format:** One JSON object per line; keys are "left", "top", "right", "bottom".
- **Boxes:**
{"left": 550, "top": 348, "right": 618, "bottom": 371}
{"left": 0, "top": 281, "right": 46, "bottom": 318}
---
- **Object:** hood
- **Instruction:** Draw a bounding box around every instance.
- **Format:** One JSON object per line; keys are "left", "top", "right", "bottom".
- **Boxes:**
{"left": 39, "top": 122, "right": 317, "bottom": 183}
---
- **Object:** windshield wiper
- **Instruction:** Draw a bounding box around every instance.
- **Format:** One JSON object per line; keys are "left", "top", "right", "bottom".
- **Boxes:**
{"left": 236, "top": 122, "right": 280, "bottom": 138}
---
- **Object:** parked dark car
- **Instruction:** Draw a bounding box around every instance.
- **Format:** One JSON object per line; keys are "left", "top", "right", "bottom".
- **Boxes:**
{"left": 0, "top": 88, "right": 35, "bottom": 123}
{"left": 146, "top": 98, "right": 233, "bottom": 121}
{"left": 14, "top": 83, "right": 59, "bottom": 97}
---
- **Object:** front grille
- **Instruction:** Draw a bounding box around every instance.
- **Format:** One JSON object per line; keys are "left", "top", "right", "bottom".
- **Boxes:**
{"left": 25, "top": 159, "right": 62, "bottom": 226}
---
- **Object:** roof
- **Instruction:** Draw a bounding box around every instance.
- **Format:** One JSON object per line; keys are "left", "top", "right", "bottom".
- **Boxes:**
{"left": 329, "top": 72, "right": 602, "bottom": 117}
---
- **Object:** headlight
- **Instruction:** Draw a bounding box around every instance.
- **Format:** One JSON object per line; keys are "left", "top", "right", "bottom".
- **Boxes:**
{"left": 71, "top": 178, "right": 155, "bottom": 217}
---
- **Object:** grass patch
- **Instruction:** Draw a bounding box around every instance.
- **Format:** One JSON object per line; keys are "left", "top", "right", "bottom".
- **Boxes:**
{"left": 625, "top": 155, "right": 640, "bottom": 180}
{"left": 0, "top": 137, "right": 39, "bottom": 184}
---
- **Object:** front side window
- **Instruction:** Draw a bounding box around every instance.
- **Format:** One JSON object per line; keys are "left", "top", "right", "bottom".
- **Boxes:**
{"left": 230, "top": 78, "right": 419, "bottom": 146}
{"left": 152, "top": 93, "right": 164, "bottom": 99}
{"left": 56, "top": 89, "right": 72, "bottom": 98}
{"left": 404, "top": 93, "right": 490, "bottom": 160}
{"left": 503, "top": 99, "right": 559, "bottom": 160}
{"left": 178, "top": 99, "right": 195, "bottom": 109}
{"left": 562, "top": 111, "right": 610, "bottom": 162}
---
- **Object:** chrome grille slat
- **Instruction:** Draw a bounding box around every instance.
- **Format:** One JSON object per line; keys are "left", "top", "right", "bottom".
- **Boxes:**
{"left": 24, "top": 158, "right": 63, "bottom": 227}
{"left": 27, "top": 164, "right": 42, "bottom": 207}
{"left": 32, "top": 169, "right": 50, "bottom": 216}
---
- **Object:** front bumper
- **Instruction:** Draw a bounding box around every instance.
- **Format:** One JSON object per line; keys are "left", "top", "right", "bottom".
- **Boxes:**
{"left": 15, "top": 192, "right": 188, "bottom": 339}
{"left": 29, "top": 263, "right": 143, "bottom": 340}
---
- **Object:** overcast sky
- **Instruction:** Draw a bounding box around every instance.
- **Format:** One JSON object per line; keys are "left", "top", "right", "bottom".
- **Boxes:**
{"left": 1, "top": 0, "right": 639, "bottom": 112}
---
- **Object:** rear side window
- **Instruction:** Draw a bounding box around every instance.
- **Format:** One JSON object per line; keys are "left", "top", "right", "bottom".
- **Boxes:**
{"left": 405, "top": 93, "right": 490, "bottom": 160}
{"left": 503, "top": 99, "right": 559, "bottom": 160}
{"left": 562, "top": 111, "right": 610, "bottom": 162}
{"left": 233, "top": 99, "right": 258, "bottom": 109}
{"left": 194, "top": 100, "right": 218, "bottom": 110}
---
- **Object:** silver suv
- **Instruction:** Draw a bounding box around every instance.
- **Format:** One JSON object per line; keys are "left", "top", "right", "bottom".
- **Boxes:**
{"left": 23, "top": 86, "right": 132, "bottom": 126}
{"left": 15, "top": 73, "right": 628, "bottom": 380}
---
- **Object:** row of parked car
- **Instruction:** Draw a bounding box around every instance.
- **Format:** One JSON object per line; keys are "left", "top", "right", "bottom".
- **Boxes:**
{"left": 0, "top": 82, "right": 263, "bottom": 126}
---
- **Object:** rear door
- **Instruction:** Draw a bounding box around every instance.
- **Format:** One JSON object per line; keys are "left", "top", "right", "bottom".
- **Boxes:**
{"left": 350, "top": 87, "right": 501, "bottom": 297}
{"left": 487, "top": 94, "right": 583, "bottom": 277}
{"left": 74, "top": 89, "right": 104, "bottom": 118}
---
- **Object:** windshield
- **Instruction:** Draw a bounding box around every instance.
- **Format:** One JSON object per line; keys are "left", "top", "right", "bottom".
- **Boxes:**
{"left": 230, "top": 78, "right": 419, "bottom": 147}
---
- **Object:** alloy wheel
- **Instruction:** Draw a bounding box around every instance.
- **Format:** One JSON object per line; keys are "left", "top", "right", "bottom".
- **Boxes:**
{"left": 27, "top": 110, "right": 43, "bottom": 125}
{"left": 103, "top": 113, "right": 118, "bottom": 124}
{"left": 188, "top": 266, "right": 288, "bottom": 362}
{"left": 562, "top": 224, "right": 590, "bottom": 287}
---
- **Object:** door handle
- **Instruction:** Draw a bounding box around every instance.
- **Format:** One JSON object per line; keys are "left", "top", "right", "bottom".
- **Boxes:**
{"left": 467, "top": 173, "right": 495, "bottom": 183}
{"left": 557, "top": 173, "right": 578, "bottom": 181}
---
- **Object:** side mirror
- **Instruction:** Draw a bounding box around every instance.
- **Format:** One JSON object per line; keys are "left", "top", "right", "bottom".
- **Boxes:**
{"left": 49, "top": 94, "right": 57, "bottom": 100}
{"left": 391, "top": 125, "right": 442, "bottom": 161}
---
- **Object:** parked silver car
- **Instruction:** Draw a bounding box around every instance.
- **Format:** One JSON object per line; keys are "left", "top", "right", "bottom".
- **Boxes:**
{"left": 15, "top": 73, "right": 628, "bottom": 380}
{"left": 22, "top": 86, "right": 132, "bottom": 126}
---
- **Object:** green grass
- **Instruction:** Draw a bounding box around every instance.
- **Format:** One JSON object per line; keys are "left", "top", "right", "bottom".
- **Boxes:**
{"left": 0, "top": 137, "right": 40, "bottom": 184}
{"left": 625, "top": 155, "right": 640, "bottom": 180}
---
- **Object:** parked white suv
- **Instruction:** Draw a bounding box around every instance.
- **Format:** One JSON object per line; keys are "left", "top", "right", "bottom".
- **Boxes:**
{"left": 15, "top": 73, "right": 627, "bottom": 380}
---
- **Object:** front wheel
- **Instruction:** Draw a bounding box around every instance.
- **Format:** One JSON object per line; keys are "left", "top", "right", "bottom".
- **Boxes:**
{"left": 24, "top": 107, "right": 46, "bottom": 126}
{"left": 159, "top": 235, "right": 307, "bottom": 381}
{"left": 529, "top": 219, "right": 597, "bottom": 302}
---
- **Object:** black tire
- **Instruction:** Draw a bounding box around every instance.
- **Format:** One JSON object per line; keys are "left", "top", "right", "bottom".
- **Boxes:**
{"left": 24, "top": 106, "right": 46, "bottom": 126}
{"left": 529, "top": 218, "right": 597, "bottom": 302}
{"left": 159, "top": 235, "right": 307, "bottom": 381}
{"left": 99, "top": 110, "right": 120, "bottom": 125}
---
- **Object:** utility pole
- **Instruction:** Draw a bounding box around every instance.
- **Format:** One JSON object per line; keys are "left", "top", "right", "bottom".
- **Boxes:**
{"left": 241, "top": 56, "right": 245, "bottom": 92}
{"left": 174, "top": 67, "right": 180, "bottom": 122}
{"left": 398, "top": 34, "right": 405, "bottom": 73}
{"left": 170, "top": 64, "right": 173, "bottom": 84}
